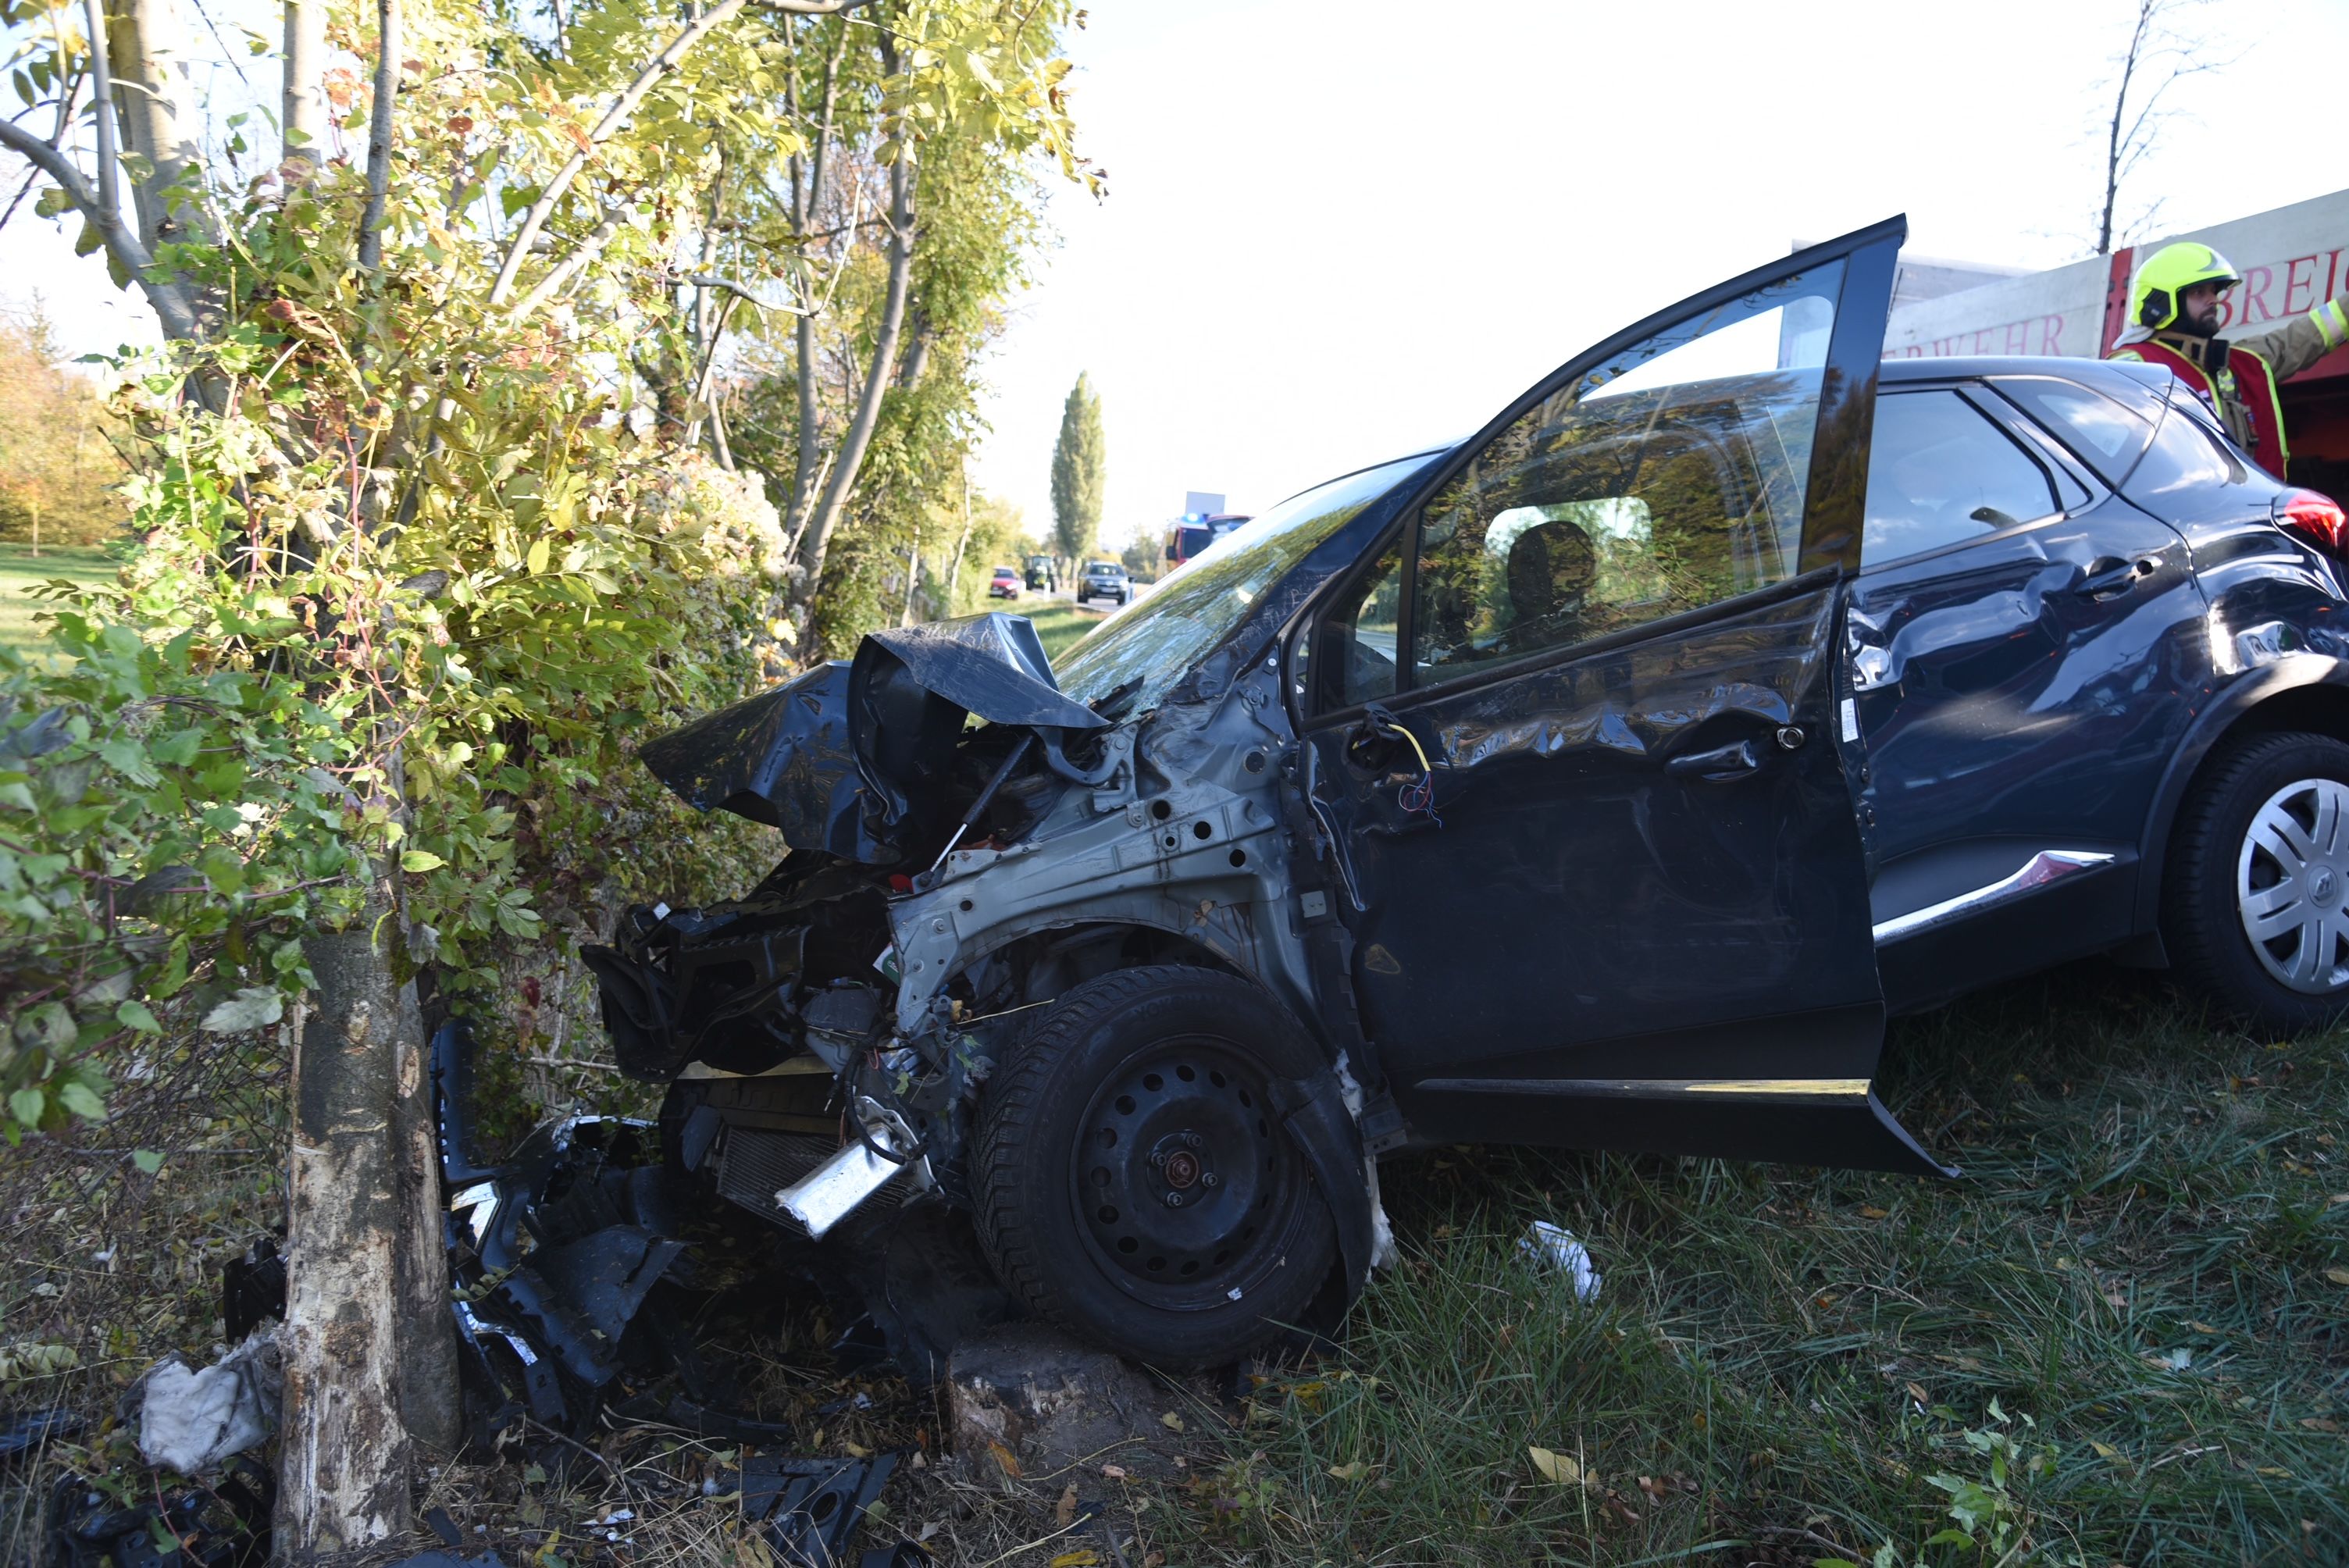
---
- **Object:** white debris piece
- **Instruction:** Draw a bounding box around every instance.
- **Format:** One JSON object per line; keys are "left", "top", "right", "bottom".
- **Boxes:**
{"left": 1519, "top": 1221, "right": 1602, "bottom": 1303}
{"left": 137, "top": 1331, "right": 282, "bottom": 1474}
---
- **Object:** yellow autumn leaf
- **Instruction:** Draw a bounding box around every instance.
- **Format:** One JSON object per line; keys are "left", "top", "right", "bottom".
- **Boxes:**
{"left": 2323, "top": 1266, "right": 2349, "bottom": 1286}
{"left": 1328, "top": 1460, "right": 1367, "bottom": 1481}
{"left": 1046, "top": 1553, "right": 1099, "bottom": 1568}
{"left": 1528, "top": 1446, "right": 1588, "bottom": 1488}
{"left": 526, "top": 536, "right": 551, "bottom": 575}
{"left": 1159, "top": 1411, "right": 1184, "bottom": 1432}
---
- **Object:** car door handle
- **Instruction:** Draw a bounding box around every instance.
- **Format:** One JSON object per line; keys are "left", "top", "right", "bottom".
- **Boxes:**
{"left": 1664, "top": 739, "right": 1762, "bottom": 782}
{"left": 2071, "top": 556, "right": 2158, "bottom": 600}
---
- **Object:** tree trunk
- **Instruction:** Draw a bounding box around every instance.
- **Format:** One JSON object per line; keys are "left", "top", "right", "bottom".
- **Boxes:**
{"left": 277, "top": 883, "right": 419, "bottom": 1560}
{"left": 787, "top": 137, "right": 914, "bottom": 621}
{"left": 108, "top": 0, "right": 207, "bottom": 252}
{"left": 282, "top": 0, "right": 327, "bottom": 173}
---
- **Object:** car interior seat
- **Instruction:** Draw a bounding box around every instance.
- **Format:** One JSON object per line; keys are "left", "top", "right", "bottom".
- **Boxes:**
{"left": 1501, "top": 519, "right": 1598, "bottom": 654}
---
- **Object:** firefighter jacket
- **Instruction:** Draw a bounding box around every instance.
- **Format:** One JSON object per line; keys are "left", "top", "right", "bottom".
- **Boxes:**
{"left": 2109, "top": 294, "right": 2349, "bottom": 479}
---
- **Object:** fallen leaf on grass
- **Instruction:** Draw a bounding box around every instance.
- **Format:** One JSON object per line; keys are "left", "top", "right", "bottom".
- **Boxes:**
{"left": 1527, "top": 1446, "right": 1592, "bottom": 1489}
{"left": 1327, "top": 1461, "right": 1370, "bottom": 1481}
{"left": 1046, "top": 1553, "right": 1099, "bottom": 1568}
{"left": 986, "top": 1441, "right": 1022, "bottom": 1479}
{"left": 2325, "top": 1267, "right": 2349, "bottom": 1287}
{"left": 1159, "top": 1411, "right": 1184, "bottom": 1431}
{"left": 1904, "top": 1381, "right": 1930, "bottom": 1406}
{"left": 1858, "top": 1205, "right": 1889, "bottom": 1220}
{"left": 1055, "top": 1484, "right": 1078, "bottom": 1528}
{"left": 1100, "top": 1464, "right": 1128, "bottom": 1480}
{"left": 2089, "top": 1441, "right": 2133, "bottom": 1470}
{"left": 2298, "top": 1417, "right": 2342, "bottom": 1433}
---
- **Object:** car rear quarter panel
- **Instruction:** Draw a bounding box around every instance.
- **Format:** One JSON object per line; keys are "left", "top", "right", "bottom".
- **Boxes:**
{"left": 2120, "top": 446, "right": 2349, "bottom": 932}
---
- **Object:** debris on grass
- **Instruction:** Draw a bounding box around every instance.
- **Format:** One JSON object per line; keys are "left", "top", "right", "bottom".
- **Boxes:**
{"left": 134, "top": 1331, "right": 282, "bottom": 1474}
{"left": 1517, "top": 1220, "right": 1602, "bottom": 1302}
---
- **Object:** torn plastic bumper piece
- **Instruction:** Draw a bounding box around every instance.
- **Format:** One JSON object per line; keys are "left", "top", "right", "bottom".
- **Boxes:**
{"left": 432, "top": 1021, "right": 692, "bottom": 1434}
{"left": 742, "top": 1452, "right": 900, "bottom": 1568}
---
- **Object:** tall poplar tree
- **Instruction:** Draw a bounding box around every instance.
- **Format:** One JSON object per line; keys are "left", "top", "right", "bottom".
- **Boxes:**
{"left": 1050, "top": 372, "right": 1105, "bottom": 568}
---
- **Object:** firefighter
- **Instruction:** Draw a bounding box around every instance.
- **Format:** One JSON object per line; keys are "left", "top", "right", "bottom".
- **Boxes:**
{"left": 2108, "top": 241, "right": 2349, "bottom": 480}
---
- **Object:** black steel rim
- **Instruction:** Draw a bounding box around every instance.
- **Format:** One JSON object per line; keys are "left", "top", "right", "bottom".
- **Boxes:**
{"left": 1069, "top": 1037, "right": 1307, "bottom": 1311}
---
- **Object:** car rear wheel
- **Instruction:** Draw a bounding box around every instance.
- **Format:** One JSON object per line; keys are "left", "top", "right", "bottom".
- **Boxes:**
{"left": 2165, "top": 729, "right": 2349, "bottom": 1034}
{"left": 972, "top": 965, "right": 1340, "bottom": 1369}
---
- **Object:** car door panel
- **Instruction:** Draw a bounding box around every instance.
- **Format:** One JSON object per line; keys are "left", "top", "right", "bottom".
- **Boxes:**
{"left": 1297, "top": 216, "right": 1952, "bottom": 1178}
{"left": 1852, "top": 494, "right": 2205, "bottom": 1010}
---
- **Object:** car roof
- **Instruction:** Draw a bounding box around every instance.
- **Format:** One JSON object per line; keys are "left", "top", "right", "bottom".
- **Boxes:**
{"left": 1877, "top": 354, "right": 2176, "bottom": 394}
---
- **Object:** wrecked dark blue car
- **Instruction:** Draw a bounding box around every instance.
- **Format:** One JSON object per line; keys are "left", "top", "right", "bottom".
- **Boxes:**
{"left": 585, "top": 217, "right": 2349, "bottom": 1369}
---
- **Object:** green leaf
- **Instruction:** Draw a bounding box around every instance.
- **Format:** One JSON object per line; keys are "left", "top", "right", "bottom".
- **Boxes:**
{"left": 200, "top": 987, "right": 283, "bottom": 1033}
{"left": 401, "top": 850, "right": 447, "bottom": 872}
{"left": 56, "top": 1081, "right": 105, "bottom": 1121}
{"left": 8, "top": 1089, "right": 43, "bottom": 1128}
{"left": 526, "top": 536, "right": 551, "bottom": 576}
{"left": 116, "top": 1000, "right": 162, "bottom": 1034}
{"left": 131, "top": 1149, "right": 164, "bottom": 1174}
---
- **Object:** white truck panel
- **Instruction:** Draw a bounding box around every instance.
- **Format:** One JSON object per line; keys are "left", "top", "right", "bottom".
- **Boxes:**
{"left": 1884, "top": 186, "right": 2349, "bottom": 362}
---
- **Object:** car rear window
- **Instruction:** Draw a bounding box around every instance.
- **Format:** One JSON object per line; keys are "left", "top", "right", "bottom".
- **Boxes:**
{"left": 1989, "top": 374, "right": 2157, "bottom": 485}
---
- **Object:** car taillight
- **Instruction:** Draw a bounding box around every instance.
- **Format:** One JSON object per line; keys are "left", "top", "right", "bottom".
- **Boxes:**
{"left": 2274, "top": 488, "right": 2349, "bottom": 557}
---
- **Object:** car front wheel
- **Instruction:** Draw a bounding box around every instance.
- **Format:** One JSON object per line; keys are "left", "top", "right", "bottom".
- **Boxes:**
{"left": 2165, "top": 729, "right": 2349, "bottom": 1034}
{"left": 972, "top": 965, "right": 1342, "bottom": 1369}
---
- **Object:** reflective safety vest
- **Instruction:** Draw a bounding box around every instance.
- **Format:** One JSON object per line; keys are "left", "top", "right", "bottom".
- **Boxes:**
{"left": 2116, "top": 336, "right": 2289, "bottom": 480}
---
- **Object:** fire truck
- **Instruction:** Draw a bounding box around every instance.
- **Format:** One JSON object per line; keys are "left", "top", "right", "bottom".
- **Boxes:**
{"left": 1882, "top": 185, "right": 2349, "bottom": 495}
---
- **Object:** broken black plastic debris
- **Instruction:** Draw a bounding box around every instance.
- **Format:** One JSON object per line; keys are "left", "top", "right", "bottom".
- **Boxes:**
{"left": 220, "top": 1237, "right": 286, "bottom": 1342}
{"left": 44, "top": 1456, "right": 273, "bottom": 1568}
{"left": 741, "top": 1452, "right": 898, "bottom": 1568}
{"left": 0, "top": 1409, "right": 82, "bottom": 1460}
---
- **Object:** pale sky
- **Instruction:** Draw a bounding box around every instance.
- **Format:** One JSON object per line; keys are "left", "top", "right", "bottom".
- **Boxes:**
{"left": 967, "top": 0, "right": 2349, "bottom": 544}
{"left": 11, "top": 0, "right": 2349, "bottom": 551}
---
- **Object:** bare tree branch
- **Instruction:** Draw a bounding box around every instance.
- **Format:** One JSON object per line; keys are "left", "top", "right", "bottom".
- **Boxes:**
{"left": 82, "top": 0, "right": 120, "bottom": 230}
{"left": 489, "top": 0, "right": 877, "bottom": 310}
{"left": 2095, "top": 0, "right": 2240, "bottom": 255}
{"left": 0, "top": 118, "right": 198, "bottom": 339}
{"left": 357, "top": 0, "right": 400, "bottom": 269}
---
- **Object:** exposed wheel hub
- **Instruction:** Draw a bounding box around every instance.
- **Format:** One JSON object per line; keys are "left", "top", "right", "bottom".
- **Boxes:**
{"left": 1075, "top": 1042, "right": 1296, "bottom": 1303}
{"left": 2237, "top": 776, "right": 2349, "bottom": 994}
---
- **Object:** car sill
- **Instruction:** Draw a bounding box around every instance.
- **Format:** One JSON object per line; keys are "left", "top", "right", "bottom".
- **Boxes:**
{"left": 1871, "top": 849, "right": 2117, "bottom": 945}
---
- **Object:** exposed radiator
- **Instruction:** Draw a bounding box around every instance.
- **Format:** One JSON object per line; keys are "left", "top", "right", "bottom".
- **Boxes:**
{"left": 713, "top": 1126, "right": 905, "bottom": 1222}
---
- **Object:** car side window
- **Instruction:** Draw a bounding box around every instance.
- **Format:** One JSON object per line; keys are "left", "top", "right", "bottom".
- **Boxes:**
{"left": 1408, "top": 262, "right": 1842, "bottom": 683}
{"left": 1315, "top": 543, "right": 1405, "bottom": 709}
{"left": 1861, "top": 390, "right": 2061, "bottom": 567}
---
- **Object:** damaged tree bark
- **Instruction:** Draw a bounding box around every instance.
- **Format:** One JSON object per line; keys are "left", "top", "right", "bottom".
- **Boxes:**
{"left": 277, "top": 889, "right": 422, "bottom": 1558}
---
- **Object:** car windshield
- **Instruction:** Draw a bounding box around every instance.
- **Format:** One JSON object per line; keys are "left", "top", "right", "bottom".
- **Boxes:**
{"left": 1056, "top": 455, "right": 1430, "bottom": 710}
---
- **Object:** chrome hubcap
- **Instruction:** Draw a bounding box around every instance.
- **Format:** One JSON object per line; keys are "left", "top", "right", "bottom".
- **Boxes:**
{"left": 2237, "top": 777, "right": 2349, "bottom": 994}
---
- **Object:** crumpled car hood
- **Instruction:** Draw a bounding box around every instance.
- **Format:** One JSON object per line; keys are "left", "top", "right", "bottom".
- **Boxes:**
{"left": 637, "top": 611, "right": 1106, "bottom": 863}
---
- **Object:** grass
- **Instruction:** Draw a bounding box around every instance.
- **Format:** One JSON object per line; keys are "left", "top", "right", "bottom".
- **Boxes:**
{"left": 5, "top": 967, "right": 2342, "bottom": 1567}
{"left": 1146, "top": 965, "right": 2349, "bottom": 1566}
{"left": 0, "top": 543, "right": 115, "bottom": 664}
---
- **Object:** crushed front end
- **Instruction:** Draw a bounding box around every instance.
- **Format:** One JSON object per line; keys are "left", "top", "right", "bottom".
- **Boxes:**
{"left": 577, "top": 611, "right": 1372, "bottom": 1360}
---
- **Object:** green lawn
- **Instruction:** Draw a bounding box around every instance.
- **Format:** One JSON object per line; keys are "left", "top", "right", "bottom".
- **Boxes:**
{"left": 0, "top": 543, "right": 115, "bottom": 664}
{"left": 1149, "top": 967, "right": 2349, "bottom": 1566}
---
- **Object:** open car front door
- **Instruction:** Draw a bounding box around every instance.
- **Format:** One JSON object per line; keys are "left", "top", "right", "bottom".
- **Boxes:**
{"left": 1296, "top": 216, "right": 1951, "bottom": 1177}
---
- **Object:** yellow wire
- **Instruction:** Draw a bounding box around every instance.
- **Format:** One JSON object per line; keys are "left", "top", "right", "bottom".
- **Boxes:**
{"left": 1375, "top": 718, "right": 1432, "bottom": 776}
